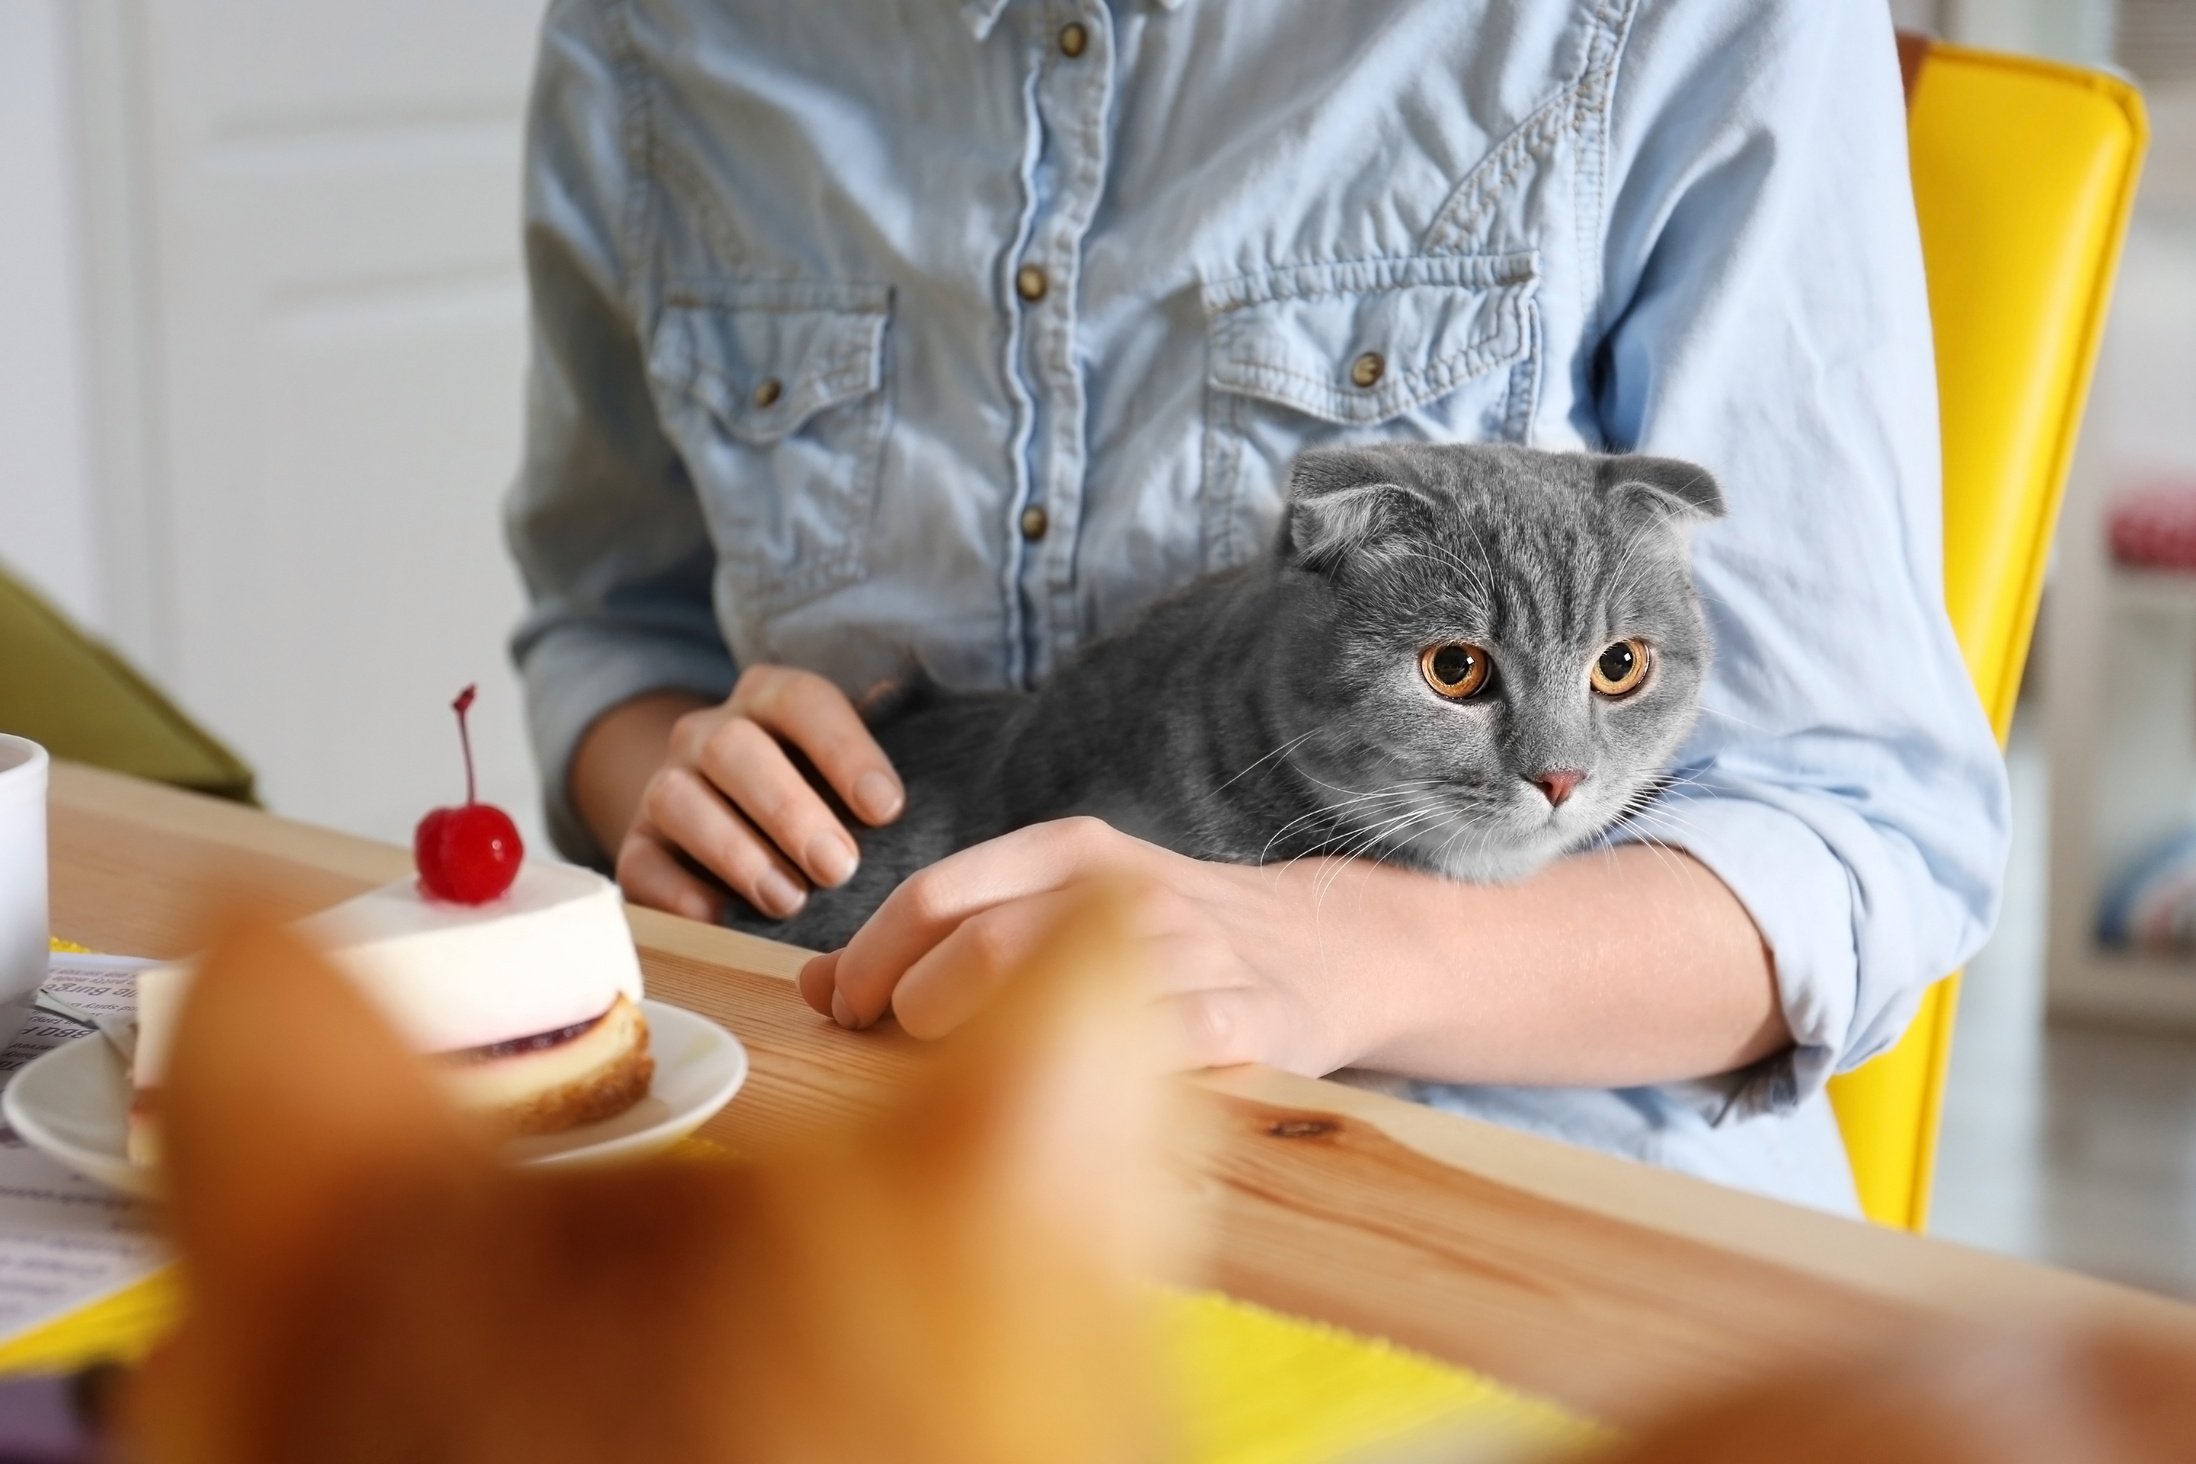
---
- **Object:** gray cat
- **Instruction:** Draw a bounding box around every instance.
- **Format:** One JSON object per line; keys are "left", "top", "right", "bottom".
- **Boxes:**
{"left": 727, "top": 442, "right": 1723, "bottom": 950}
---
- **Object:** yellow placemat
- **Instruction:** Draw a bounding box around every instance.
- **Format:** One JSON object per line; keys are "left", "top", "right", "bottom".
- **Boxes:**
{"left": 1165, "top": 1290, "right": 1600, "bottom": 1462}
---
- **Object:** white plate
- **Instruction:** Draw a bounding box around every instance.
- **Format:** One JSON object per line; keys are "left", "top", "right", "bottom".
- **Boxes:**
{"left": 1, "top": 999, "right": 747, "bottom": 1196}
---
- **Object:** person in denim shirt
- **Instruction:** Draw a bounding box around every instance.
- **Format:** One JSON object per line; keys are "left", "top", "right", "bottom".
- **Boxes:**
{"left": 507, "top": 0, "right": 2008, "bottom": 1213}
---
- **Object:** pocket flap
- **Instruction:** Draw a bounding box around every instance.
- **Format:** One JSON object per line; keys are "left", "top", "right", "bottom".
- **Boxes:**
{"left": 650, "top": 286, "right": 890, "bottom": 445}
{"left": 1202, "top": 254, "right": 1536, "bottom": 425}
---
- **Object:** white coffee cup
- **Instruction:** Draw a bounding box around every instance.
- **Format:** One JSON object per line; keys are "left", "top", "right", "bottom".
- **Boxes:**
{"left": 0, "top": 736, "right": 50, "bottom": 1050}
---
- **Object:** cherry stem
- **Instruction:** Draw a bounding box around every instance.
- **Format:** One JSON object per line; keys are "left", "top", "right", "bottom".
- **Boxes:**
{"left": 451, "top": 684, "right": 478, "bottom": 806}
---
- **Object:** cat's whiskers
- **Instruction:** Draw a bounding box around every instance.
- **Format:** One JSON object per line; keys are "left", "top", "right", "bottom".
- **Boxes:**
{"left": 1606, "top": 770, "right": 1715, "bottom": 826}
{"left": 1621, "top": 802, "right": 1709, "bottom": 841}
{"left": 1310, "top": 806, "right": 1446, "bottom": 913}
{"left": 1597, "top": 795, "right": 1732, "bottom": 896}
{"left": 1588, "top": 820, "right": 1690, "bottom": 886}
{"left": 1257, "top": 783, "right": 1440, "bottom": 867}
{"left": 1300, "top": 784, "right": 1450, "bottom": 873}
{"left": 1641, "top": 790, "right": 1714, "bottom": 822}
{"left": 1624, "top": 803, "right": 1719, "bottom": 851}
{"left": 1298, "top": 771, "right": 1452, "bottom": 801}
{"left": 1624, "top": 776, "right": 1717, "bottom": 815}
{"left": 1341, "top": 801, "right": 1447, "bottom": 863}
{"left": 1442, "top": 799, "right": 1524, "bottom": 877}
{"left": 1282, "top": 765, "right": 1450, "bottom": 801}
{"left": 1427, "top": 809, "right": 1495, "bottom": 881}
{"left": 1214, "top": 723, "right": 1335, "bottom": 797}
{"left": 1297, "top": 788, "right": 1452, "bottom": 867}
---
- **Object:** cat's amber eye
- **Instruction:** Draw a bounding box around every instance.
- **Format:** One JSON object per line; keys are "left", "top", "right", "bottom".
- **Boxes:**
{"left": 1420, "top": 642, "right": 1493, "bottom": 700}
{"left": 1590, "top": 639, "right": 1650, "bottom": 697}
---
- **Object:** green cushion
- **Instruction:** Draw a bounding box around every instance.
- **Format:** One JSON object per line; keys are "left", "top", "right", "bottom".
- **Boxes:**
{"left": 0, "top": 565, "right": 255, "bottom": 803}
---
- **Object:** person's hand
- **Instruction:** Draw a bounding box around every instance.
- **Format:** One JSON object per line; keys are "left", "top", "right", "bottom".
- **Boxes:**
{"left": 615, "top": 666, "right": 905, "bottom": 922}
{"left": 795, "top": 817, "right": 1370, "bottom": 1075}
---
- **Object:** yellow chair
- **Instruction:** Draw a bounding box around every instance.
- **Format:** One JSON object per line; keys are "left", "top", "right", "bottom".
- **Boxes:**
{"left": 1825, "top": 38, "right": 2146, "bottom": 1230}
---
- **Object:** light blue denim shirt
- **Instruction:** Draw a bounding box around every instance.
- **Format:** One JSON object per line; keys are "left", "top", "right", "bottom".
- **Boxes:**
{"left": 507, "top": 0, "right": 2009, "bottom": 1213}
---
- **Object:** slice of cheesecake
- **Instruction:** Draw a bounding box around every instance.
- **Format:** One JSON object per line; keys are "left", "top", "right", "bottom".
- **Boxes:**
{"left": 130, "top": 862, "right": 652, "bottom": 1164}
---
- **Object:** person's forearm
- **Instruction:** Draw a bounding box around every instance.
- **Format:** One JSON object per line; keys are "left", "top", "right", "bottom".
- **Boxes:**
{"left": 1323, "top": 844, "right": 1788, "bottom": 1086}
{"left": 568, "top": 690, "right": 713, "bottom": 856}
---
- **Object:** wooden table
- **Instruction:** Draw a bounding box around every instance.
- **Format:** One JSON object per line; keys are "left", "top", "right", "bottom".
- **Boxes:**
{"left": 47, "top": 762, "right": 2196, "bottom": 1427}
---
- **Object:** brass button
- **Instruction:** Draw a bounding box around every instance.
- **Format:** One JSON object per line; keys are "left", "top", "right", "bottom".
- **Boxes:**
{"left": 1348, "top": 352, "right": 1385, "bottom": 389}
{"left": 1015, "top": 263, "right": 1049, "bottom": 303}
{"left": 1020, "top": 505, "right": 1050, "bottom": 541}
{"left": 1059, "top": 21, "right": 1088, "bottom": 57}
{"left": 752, "top": 376, "right": 784, "bottom": 408}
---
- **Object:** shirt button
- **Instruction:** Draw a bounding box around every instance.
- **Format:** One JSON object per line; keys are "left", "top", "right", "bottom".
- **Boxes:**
{"left": 1015, "top": 263, "right": 1049, "bottom": 303}
{"left": 752, "top": 376, "right": 784, "bottom": 408}
{"left": 1349, "top": 352, "right": 1385, "bottom": 389}
{"left": 1059, "top": 22, "right": 1088, "bottom": 57}
{"left": 1020, "top": 505, "right": 1050, "bottom": 541}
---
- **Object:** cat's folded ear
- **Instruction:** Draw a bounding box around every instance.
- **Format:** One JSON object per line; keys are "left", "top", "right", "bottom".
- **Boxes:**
{"left": 1279, "top": 447, "right": 1437, "bottom": 572}
{"left": 1598, "top": 455, "right": 1725, "bottom": 526}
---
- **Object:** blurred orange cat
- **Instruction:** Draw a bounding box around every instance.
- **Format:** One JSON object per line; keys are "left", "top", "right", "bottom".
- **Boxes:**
{"left": 122, "top": 890, "right": 1181, "bottom": 1464}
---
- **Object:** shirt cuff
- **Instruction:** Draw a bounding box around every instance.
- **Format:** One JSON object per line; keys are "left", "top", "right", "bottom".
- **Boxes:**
{"left": 1616, "top": 791, "right": 1860, "bottom": 1123}
{"left": 515, "top": 622, "right": 737, "bottom": 868}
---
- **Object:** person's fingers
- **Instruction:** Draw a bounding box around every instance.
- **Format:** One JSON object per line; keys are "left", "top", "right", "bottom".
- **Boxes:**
{"left": 888, "top": 889, "right": 1088, "bottom": 1040}
{"left": 731, "top": 665, "right": 906, "bottom": 826}
{"left": 796, "top": 949, "right": 841, "bottom": 1018}
{"left": 613, "top": 830, "right": 726, "bottom": 924}
{"left": 644, "top": 769, "right": 809, "bottom": 919}
{"left": 693, "top": 717, "right": 861, "bottom": 888}
{"left": 830, "top": 817, "right": 1127, "bottom": 1028}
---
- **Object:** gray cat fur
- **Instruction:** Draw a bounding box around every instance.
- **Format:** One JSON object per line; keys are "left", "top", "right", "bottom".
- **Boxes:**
{"left": 726, "top": 442, "right": 1723, "bottom": 950}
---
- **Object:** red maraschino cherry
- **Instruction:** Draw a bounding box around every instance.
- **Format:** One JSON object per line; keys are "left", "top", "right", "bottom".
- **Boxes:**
{"left": 415, "top": 684, "right": 524, "bottom": 904}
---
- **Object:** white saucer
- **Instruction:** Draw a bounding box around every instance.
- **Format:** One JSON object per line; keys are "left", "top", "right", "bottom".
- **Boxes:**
{"left": 1, "top": 999, "right": 748, "bottom": 1196}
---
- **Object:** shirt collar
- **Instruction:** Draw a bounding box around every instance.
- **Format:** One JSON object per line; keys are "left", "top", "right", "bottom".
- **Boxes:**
{"left": 961, "top": 0, "right": 1183, "bottom": 41}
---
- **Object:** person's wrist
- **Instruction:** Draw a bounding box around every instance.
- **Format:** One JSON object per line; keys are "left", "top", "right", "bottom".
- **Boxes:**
{"left": 1238, "top": 857, "right": 1394, "bottom": 1076}
{"left": 1288, "top": 856, "right": 1469, "bottom": 1078}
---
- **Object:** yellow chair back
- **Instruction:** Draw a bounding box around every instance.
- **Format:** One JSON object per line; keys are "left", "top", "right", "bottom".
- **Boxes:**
{"left": 1826, "top": 40, "right": 2145, "bottom": 1229}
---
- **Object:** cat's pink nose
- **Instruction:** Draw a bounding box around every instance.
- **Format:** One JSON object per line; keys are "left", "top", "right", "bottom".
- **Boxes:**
{"left": 1531, "top": 769, "right": 1584, "bottom": 807}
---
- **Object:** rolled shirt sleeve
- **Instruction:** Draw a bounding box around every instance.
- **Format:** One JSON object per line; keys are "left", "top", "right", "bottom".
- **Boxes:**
{"left": 505, "top": 1, "right": 736, "bottom": 866}
{"left": 1593, "top": 0, "right": 2010, "bottom": 1116}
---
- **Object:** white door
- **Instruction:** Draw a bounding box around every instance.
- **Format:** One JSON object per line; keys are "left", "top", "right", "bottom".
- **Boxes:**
{"left": 74, "top": 0, "right": 555, "bottom": 848}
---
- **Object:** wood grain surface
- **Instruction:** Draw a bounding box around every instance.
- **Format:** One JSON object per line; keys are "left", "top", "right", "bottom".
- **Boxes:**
{"left": 45, "top": 763, "right": 2196, "bottom": 1426}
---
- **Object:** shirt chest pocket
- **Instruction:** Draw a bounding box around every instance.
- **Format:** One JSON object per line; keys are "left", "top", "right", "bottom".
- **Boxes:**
{"left": 646, "top": 287, "right": 892, "bottom": 609}
{"left": 1199, "top": 254, "right": 1538, "bottom": 568}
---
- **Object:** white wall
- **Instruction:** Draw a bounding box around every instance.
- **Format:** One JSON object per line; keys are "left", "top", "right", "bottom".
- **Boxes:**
{"left": 0, "top": 0, "right": 102, "bottom": 632}
{"left": 6, "top": 0, "right": 554, "bottom": 856}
